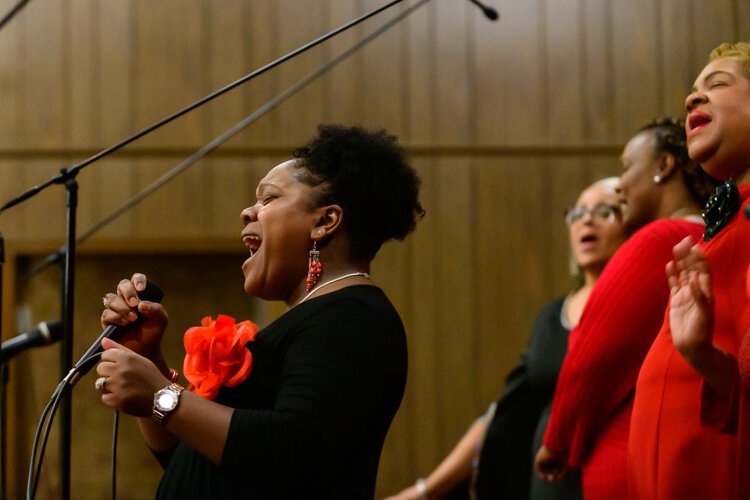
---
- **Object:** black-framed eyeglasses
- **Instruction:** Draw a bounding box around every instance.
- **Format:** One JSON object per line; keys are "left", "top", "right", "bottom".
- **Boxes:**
{"left": 565, "top": 203, "right": 622, "bottom": 226}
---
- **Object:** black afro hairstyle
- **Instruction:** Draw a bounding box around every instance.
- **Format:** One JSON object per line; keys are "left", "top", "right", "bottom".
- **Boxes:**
{"left": 292, "top": 124, "right": 425, "bottom": 261}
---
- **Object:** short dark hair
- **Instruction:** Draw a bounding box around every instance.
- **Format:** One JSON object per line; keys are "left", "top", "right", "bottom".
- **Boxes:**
{"left": 292, "top": 124, "right": 425, "bottom": 261}
{"left": 639, "top": 117, "right": 720, "bottom": 206}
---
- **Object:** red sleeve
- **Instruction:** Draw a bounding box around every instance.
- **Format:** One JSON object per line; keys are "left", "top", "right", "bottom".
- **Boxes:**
{"left": 700, "top": 353, "right": 740, "bottom": 434}
{"left": 543, "top": 219, "right": 705, "bottom": 467}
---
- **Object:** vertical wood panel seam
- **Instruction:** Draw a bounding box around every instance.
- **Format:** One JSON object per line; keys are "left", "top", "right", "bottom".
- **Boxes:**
{"left": 465, "top": 1, "right": 477, "bottom": 143}
{"left": 400, "top": 0, "right": 411, "bottom": 141}
{"left": 654, "top": 0, "right": 665, "bottom": 115}
{"left": 465, "top": 0, "right": 479, "bottom": 411}
{"left": 688, "top": 0, "right": 696, "bottom": 79}
{"left": 578, "top": 0, "right": 590, "bottom": 140}
{"left": 604, "top": 0, "right": 615, "bottom": 139}
{"left": 538, "top": 0, "right": 550, "bottom": 141}
{"left": 92, "top": 0, "right": 101, "bottom": 144}
{"left": 129, "top": 1, "right": 140, "bottom": 234}
{"left": 731, "top": 0, "right": 740, "bottom": 43}
{"left": 62, "top": 0, "right": 71, "bottom": 146}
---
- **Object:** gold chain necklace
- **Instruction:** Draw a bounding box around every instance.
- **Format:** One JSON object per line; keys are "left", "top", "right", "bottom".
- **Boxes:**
{"left": 297, "top": 272, "right": 370, "bottom": 305}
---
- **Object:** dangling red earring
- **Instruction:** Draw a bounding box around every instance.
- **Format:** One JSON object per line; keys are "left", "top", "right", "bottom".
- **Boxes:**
{"left": 306, "top": 240, "right": 323, "bottom": 291}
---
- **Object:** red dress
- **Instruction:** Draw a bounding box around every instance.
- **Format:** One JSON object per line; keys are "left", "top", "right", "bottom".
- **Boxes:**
{"left": 629, "top": 183, "right": 750, "bottom": 499}
{"left": 543, "top": 218, "right": 705, "bottom": 500}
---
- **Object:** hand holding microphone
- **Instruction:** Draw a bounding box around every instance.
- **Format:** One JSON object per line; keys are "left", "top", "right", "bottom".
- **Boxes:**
{"left": 65, "top": 275, "right": 166, "bottom": 386}
{"left": 98, "top": 274, "right": 169, "bottom": 365}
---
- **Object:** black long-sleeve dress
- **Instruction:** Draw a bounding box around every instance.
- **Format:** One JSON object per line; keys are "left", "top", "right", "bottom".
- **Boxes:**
{"left": 474, "top": 298, "right": 583, "bottom": 500}
{"left": 154, "top": 285, "right": 408, "bottom": 499}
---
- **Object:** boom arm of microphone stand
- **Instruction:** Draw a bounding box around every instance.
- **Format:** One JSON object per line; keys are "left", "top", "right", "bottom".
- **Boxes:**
{"left": 20, "top": 0, "right": 435, "bottom": 284}
{"left": 0, "top": 0, "right": 408, "bottom": 217}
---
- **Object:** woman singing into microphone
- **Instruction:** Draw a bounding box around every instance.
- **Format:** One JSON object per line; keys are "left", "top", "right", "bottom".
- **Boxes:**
{"left": 95, "top": 125, "right": 424, "bottom": 499}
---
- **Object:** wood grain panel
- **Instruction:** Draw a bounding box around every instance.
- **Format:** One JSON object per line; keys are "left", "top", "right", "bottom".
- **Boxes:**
{"left": 0, "top": 1, "right": 745, "bottom": 497}
{"left": 660, "top": 1, "right": 693, "bottom": 117}
{"left": 361, "top": 0, "right": 407, "bottom": 132}
{"left": 0, "top": 0, "right": 26, "bottom": 148}
{"left": 133, "top": 0, "right": 207, "bottom": 149}
{"left": 581, "top": 0, "right": 617, "bottom": 143}
{"left": 693, "top": 0, "right": 737, "bottom": 72}
{"left": 23, "top": 0, "right": 66, "bottom": 148}
{"left": 275, "top": 1, "right": 326, "bottom": 145}
{"left": 544, "top": 0, "right": 584, "bottom": 143}
{"left": 404, "top": 0, "right": 435, "bottom": 143}
{"left": 611, "top": 0, "right": 661, "bottom": 140}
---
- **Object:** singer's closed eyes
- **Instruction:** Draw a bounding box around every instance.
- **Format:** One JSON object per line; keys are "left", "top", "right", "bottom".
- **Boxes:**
{"left": 95, "top": 125, "right": 424, "bottom": 499}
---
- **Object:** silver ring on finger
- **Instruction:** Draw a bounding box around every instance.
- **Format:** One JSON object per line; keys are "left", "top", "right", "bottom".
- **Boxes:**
{"left": 102, "top": 293, "right": 115, "bottom": 308}
{"left": 95, "top": 376, "right": 107, "bottom": 393}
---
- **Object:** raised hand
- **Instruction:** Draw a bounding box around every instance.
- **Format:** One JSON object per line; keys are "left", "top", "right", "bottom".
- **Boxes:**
{"left": 666, "top": 236, "right": 714, "bottom": 365}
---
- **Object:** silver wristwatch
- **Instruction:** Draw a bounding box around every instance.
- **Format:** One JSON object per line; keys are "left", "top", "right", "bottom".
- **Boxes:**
{"left": 152, "top": 383, "right": 185, "bottom": 425}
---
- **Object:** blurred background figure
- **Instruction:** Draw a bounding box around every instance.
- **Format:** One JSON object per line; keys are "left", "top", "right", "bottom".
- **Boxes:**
{"left": 385, "top": 176, "right": 628, "bottom": 500}
{"left": 536, "top": 117, "right": 718, "bottom": 499}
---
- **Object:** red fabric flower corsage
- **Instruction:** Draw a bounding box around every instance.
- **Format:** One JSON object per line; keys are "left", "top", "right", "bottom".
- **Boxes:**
{"left": 183, "top": 314, "right": 259, "bottom": 400}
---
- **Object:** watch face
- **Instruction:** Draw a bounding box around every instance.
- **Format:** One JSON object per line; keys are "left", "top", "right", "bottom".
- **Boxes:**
{"left": 155, "top": 390, "right": 178, "bottom": 412}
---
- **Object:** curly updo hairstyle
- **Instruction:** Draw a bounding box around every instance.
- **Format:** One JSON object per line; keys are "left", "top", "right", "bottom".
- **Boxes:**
{"left": 292, "top": 124, "right": 425, "bottom": 261}
{"left": 639, "top": 117, "right": 720, "bottom": 206}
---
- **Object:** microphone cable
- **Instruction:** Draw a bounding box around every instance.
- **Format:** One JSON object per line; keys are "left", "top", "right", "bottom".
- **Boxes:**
{"left": 111, "top": 411, "right": 119, "bottom": 500}
{"left": 25, "top": 352, "right": 102, "bottom": 500}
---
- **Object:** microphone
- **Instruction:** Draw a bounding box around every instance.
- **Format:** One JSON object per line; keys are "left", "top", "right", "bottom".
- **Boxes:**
{"left": 64, "top": 280, "right": 164, "bottom": 386}
{"left": 0, "top": 320, "right": 64, "bottom": 363}
{"left": 468, "top": 0, "right": 499, "bottom": 21}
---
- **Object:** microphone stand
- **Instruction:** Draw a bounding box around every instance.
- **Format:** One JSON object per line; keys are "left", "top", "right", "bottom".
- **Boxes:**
{"left": 59, "top": 172, "right": 77, "bottom": 500}
{"left": 0, "top": 0, "right": 31, "bottom": 32}
{"left": 0, "top": 2, "right": 410, "bottom": 498}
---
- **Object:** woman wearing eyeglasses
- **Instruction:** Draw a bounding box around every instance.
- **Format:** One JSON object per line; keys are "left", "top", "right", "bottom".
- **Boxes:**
{"left": 385, "top": 177, "right": 627, "bottom": 500}
{"left": 535, "top": 118, "right": 719, "bottom": 500}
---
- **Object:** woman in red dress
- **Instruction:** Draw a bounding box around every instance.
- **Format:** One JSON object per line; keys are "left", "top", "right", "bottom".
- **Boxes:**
{"left": 534, "top": 118, "right": 718, "bottom": 500}
{"left": 629, "top": 42, "right": 750, "bottom": 500}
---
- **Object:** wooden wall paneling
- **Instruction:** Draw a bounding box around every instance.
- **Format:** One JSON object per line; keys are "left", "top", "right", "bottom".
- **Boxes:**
{"left": 98, "top": 1, "right": 136, "bottom": 144}
{"left": 319, "top": 0, "right": 365, "bottom": 126}
{"left": 67, "top": 0, "right": 100, "bottom": 149}
{"left": 659, "top": 1, "right": 692, "bottom": 119}
{"left": 540, "top": 157, "right": 585, "bottom": 298}
{"left": 544, "top": 0, "right": 584, "bottom": 144}
{"left": 133, "top": 158, "right": 204, "bottom": 239}
{"left": 371, "top": 216, "right": 413, "bottom": 497}
{"left": 0, "top": 0, "right": 25, "bottom": 148}
{"left": 404, "top": 0, "right": 435, "bottom": 143}
{"left": 692, "top": 0, "right": 736, "bottom": 73}
{"left": 0, "top": 160, "right": 27, "bottom": 239}
{"left": 76, "top": 159, "right": 139, "bottom": 242}
{"left": 24, "top": 0, "right": 66, "bottom": 148}
{"left": 205, "top": 0, "right": 248, "bottom": 143}
{"left": 11, "top": 161, "right": 68, "bottom": 242}
{"left": 611, "top": 0, "right": 661, "bottom": 140}
{"left": 738, "top": 0, "right": 750, "bottom": 40}
{"left": 361, "top": 0, "right": 407, "bottom": 133}
{"left": 240, "top": 0, "right": 280, "bottom": 148}
{"left": 134, "top": 0, "right": 207, "bottom": 149}
{"left": 581, "top": 0, "right": 617, "bottom": 143}
{"left": 433, "top": 159, "right": 479, "bottom": 449}
{"left": 474, "top": 0, "right": 545, "bottom": 145}
{"left": 474, "top": 158, "right": 547, "bottom": 407}
{"left": 394, "top": 160, "right": 441, "bottom": 477}
{"left": 433, "top": 1, "right": 472, "bottom": 145}
{"left": 204, "top": 157, "right": 261, "bottom": 239}
{"left": 275, "top": 1, "right": 326, "bottom": 144}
